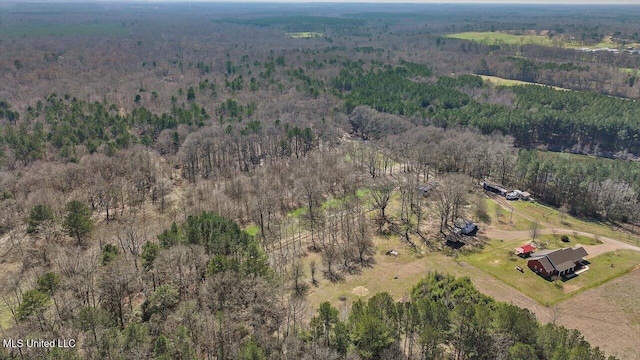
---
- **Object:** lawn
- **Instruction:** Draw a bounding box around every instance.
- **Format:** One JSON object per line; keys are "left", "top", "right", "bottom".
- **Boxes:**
{"left": 465, "top": 242, "right": 640, "bottom": 305}
{"left": 445, "top": 32, "right": 612, "bottom": 50}
{"left": 510, "top": 200, "right": 637, "bottom": 244}
{"left": 534, "top": 233, "right": 602, "bottom": 250}
{"left": 307, "top": 236, "right": 483, "bottom": 313}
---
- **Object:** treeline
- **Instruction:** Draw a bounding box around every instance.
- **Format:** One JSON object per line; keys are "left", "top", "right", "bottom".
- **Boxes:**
{"left": 513, "top": 150, "right": 640, "bottom": 221}
{"left": 334, "top": 62, "right": 640, "bottom": 155}
{"left": 0, "top": 91, "right": 321, "bottom": 174}
{"left": 343, "top": 111, "right": 638, "bottom": 223}
{"left": 0, "top": 211, "right": 615, "bottom": 360}
{"left": 0, "top": 94, "right": 210, "bottom": 166}
{"left": 477, "top": 57, "right": 590, "bottom": 83}
{"left": 309, "top": 272, "right": 613, "bottom": 360}
{"left": 2, "top": 212, "right": 277, "bottom": 360}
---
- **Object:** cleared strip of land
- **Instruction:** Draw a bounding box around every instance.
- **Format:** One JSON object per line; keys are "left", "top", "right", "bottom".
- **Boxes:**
{"left": 478, "top": 75, "right": 569, "bottom": 91}
{"left": 445, "top": 31, "right": 613, "bottom": 49}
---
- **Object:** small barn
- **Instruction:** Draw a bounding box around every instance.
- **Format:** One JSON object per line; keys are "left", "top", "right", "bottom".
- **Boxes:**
{"left": 515, "top": 244, "right": 536, "bottom": 257}
{"left": 527, "top": 247, "right": 588, "bottom": 279}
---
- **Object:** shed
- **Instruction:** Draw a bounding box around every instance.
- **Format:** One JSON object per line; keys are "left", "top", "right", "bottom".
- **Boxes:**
{"left": 515, "top": 244, "right": 536, "bottom": 257}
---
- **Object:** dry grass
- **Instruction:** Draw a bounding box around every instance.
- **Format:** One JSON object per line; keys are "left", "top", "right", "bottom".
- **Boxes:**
{"left": 478, "top": 75, "right": 569, "bottom": 91}
{"left": 558, "top": 269, "right": 640, "bottom": 360}
{"left": 446, "top": 31, "right": 613, "bottom": 49}
{"left": 0, "top": 302, "right": 14, "bottom": 330}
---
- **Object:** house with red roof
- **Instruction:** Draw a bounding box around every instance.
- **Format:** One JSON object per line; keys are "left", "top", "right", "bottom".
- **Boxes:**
{"left": 515, "top": 244, "right": 536, "bottom": 258}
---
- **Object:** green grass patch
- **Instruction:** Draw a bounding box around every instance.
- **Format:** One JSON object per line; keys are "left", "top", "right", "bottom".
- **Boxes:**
{"left": 485, "top": 198, "right": 541, "bottom": 231}
{"left": 446, "top": 32, "right": 562, "bottom": 47}
{"left": 478, "top": 75, "right": 569, "bottom": 91}
{"left": 465, "top": 243, "right": 640, "bottom": 305}
{"left": 535, "top": 233, "right": 602, "bottom": 250}
{"left": 1, "top": 23, "right": 128, "bottom": 37}
{"left": 245, "top": 224, "right": 260, "bottom": 237}
{"left": 287, "top": 32, "right": 323, "bottom": 39}
{"left": 321, "top": 196, "right": 342, "bottom": 210}
{"left": 288, "top": 207, "right": 306, "bottom": 219}
{"left": 510, "top": 201, "right": 628, "bottom": 242}
{"left": 356, "top": 188, "right": 370, "bottom": 199}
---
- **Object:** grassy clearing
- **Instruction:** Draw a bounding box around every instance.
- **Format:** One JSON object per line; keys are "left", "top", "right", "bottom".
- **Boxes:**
{"left": 446, "top": 32, "right": 611, "bottom": 49}
{"left": 465, "top": 243, "right": 640, "bottom": 305}
{"left": 287, "top": 32, "right": 323, "bottom": 39}
{"left": 479, "top": 75, "right": 569, "bottom": 91}
{"left": 484, "top": 198, "right": 541, "bottom": 231}
{"left": 535, "top": 233, "right": 602, "bottom": 250}
{"left": 307, "top": 235, "right": 479, "bottom": 312}
{"left": 510, "top": 201, "right": 635, "bottom": 243}
{"left": 446, "top": 32, "right": 563, "bottom": 47}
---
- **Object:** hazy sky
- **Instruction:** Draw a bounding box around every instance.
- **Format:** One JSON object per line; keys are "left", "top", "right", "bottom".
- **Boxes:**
{"left": 128, "top": 0, "right": 638, "bottom": 3}
{"left": 5, "top": 0, "right": 640, "bottom": 3}
{"left": 127, "top": 0, "right": 640, "bottom": 3}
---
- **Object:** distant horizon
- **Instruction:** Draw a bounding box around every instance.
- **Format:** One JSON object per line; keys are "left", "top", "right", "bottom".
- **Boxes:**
{"left": 3, "top": 0, "right": 640, "bottom": 5}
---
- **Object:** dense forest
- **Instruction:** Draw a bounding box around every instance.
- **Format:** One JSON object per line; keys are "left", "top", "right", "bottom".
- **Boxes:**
{"left": 0, "top": 2, "right": 639, "bottom": 360}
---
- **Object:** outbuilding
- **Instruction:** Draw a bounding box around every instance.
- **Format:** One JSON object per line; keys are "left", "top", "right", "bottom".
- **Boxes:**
{"left": 515, "top": 244, "right": 536, "bottom": 257}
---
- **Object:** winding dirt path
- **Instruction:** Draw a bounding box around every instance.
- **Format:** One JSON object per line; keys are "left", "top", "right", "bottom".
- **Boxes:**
{"left": 484, "top": 194, "right": 640, "bottom": 257}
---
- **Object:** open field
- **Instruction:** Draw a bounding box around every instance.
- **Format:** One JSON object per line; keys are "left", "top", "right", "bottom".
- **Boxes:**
{"left": 446, "top": 31, "right": 612, "bottom": 49}
{"left": 510, "top": 200, "right": 640, "bottom": 246}
{"left": 478, "top": 75, "right": 569, "bottom": 91}
{"left": 557, "top": 269, "right": 640, "bottom": 360}
{"left": 465, "top": 243, "right": 640, "bottom": 305}
{"left": 306, "top": 234, "right": 538, "bottom": 313}
{"left": 287, "top": 32, "right": 323, "bottom": 38}
{"left": 300, "top": 186, "right": 640, "bottom": 357}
